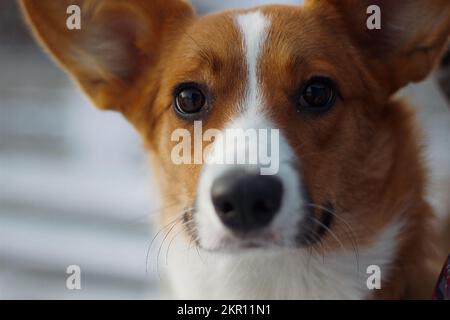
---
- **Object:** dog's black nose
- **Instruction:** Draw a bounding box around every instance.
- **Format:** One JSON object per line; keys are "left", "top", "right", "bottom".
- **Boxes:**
{"left": 211, "top": 171, "right": 283, "bottom": 232}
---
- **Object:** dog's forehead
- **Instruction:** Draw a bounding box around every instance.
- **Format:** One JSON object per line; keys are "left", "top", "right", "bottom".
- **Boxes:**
{"left": 170, "top": 6, "right": 366, "bottom": 109}
{"left": 181, "top": 6, "right": 305, "bottom": 63}
{"left": 183, "top": 5, "right": 330, "bottom": 78}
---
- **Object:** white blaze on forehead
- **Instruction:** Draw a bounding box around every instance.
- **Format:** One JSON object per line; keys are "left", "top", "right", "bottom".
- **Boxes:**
{"left": 236, "top": 11, "right": 270, "bottom": 112}
{"left": 194, "top": 10, "right": 304, "bottom": 251}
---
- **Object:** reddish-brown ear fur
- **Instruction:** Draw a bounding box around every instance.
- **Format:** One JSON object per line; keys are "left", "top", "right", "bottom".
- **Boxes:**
{"left": 308, "top": 0, "right": 450, "bottom": 95}
{"left": 20, "top": 0, "right": 194, "bottom": 111}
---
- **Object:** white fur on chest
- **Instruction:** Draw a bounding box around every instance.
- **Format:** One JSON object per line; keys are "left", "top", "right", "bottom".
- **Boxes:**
{"left": 165, "top": 220, "right": 401, "bottom": 299}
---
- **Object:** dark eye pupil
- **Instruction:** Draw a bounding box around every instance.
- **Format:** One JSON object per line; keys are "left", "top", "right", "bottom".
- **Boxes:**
{"left": 298, "top": 77, "right": 336, "bottom": 112}
{"left": 302, "top": 82, "right": 333, "bottom": 108}
{"left": 303, "top": 83, "right": 332, "bottom": 107}
{"left": 176, "top": 88, "right": 205, "bottom": 114}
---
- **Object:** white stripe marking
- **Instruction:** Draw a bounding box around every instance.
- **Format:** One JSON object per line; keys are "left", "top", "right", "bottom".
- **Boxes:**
{"left": 236, "top": 11, "right": 270, "bottom": 112}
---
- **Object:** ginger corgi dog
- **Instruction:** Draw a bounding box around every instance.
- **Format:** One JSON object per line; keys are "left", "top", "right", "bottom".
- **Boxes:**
{"left": 20, "top": 0, "right": 450, "bottom": 299}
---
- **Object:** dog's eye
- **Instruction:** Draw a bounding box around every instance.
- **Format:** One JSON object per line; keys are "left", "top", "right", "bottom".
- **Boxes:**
{"left": 174, "top": 84, "right": 207, "bottom": 117}
{"left": 297, "top": 77, "right": 336, "bottom": 113}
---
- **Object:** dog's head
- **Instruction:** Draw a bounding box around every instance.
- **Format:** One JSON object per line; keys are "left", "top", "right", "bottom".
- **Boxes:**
{"left": 22, "top": 0, "right": 450, "bottom": 252}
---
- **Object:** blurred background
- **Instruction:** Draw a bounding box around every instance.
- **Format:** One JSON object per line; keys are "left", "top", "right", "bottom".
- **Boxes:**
{"left": 0, "top": 0, "right": 448, "bottom": 299}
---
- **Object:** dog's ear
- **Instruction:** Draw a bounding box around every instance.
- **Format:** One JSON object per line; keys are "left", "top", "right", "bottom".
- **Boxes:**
{"left": 20, "top": 0, "right": 194, "bottom": 111}
{"left": 308, "top": 0, "right": 450, "bottom": 94}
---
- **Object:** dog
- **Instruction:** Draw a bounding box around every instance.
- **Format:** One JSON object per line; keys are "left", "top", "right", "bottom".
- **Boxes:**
{"left": 20, "top": 0, "right": 450, "bottom": 299}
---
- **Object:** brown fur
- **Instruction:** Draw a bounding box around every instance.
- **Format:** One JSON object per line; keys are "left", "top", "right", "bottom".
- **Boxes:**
{"left": 20, "top": 0, "right": 450, "bottom": 299}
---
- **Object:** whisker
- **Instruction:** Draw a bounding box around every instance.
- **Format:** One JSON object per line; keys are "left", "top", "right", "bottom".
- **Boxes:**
{"left": 311, "top": 215, "right": 346, "bottom": 251}
{"left": 145, "top": 208, "right": 191, "bottom": 274}
{"left": 145, "top": 216, "right": 180, "bottom": 274}
{"left": 156, "top": 219, "right": 180, "bottom": 280}
{"left": 165, "top": 228, "right": 185, "bottom": 266}
{"left": 301, "top": 223, "right": 327, "bottom": 264}
{"left": 164, "top": 213, "right": 196, "bottom": 266}
{"left": 306, "top": 203, "right": 360, "bottom": 272}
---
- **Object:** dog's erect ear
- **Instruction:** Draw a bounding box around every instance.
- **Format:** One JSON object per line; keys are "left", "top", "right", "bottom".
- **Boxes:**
{"left": 20, "top": 0, "right": 194, "bottom": 111}
{"left": 309, "top": 0, "right": 450, "bottom": 94}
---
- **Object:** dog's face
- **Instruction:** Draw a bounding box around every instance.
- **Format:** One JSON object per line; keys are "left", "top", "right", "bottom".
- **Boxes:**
{"left": 22, "top": 0, "right": 450, "bottom": 252}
